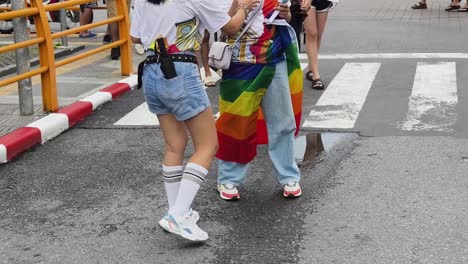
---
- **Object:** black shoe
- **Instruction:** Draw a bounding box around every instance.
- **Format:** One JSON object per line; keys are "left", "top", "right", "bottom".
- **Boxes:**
{"left": 111, "top": 47, "right": 120, "bottom": 60}
{"left": 411, "top": 2, "right": 427, "bottom": 9}
{"left": 312, "top": 78, "right": 325, "bottom": 90}
{"left": 102, "top": 34, "right": 111, "bottom": 43}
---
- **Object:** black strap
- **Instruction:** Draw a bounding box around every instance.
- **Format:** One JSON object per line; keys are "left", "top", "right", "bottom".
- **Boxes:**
{"left": 137, "top": 54, "right": 198, "bottom": 89}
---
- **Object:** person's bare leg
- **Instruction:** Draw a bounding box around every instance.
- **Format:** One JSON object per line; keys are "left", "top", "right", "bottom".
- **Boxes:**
{"left": 169, "top": 107, "right": 218, "bottom": 221}
{"left": 184, "top": 108, "right": 218, "bottom": 169}
{"left": 157, "top": 114, "right": 188, "bottom": 166}
{"left": 303, "top": 8, "right": 319, "bottom": 79}
{"left": 79, "top": 7, "right": 93, "bottom": 36}
{"left": 315, "top": 11, "right": 329, "bottom": 53}
{"left": 109, "top": 23, "right": 119, "bottom": 43}
{"left": 157, "top": 114, "right": 188, "bottom": 210}
{"left": 109, "top": 23, "right": 120, "bottom": 59}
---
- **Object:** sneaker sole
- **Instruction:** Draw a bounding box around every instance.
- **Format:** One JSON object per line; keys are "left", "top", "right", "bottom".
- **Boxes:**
{"left": 283, "top": 189, "right": 302, "bottom": 198}
{"left": 219, "top": 192, "right": 240, "bottom": 201}
{"left": 159, "top": 218, "right": 208, "bottom": 241}
{"left": 158, "top": 219, "right": 173, "bottom": 233}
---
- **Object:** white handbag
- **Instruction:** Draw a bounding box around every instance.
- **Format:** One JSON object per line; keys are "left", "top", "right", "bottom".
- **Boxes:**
{"left": 208, "top": 42, "right": 233, "bottom": 70}
{"left": 208, "top": 0, "right": 263, "bottom": 70}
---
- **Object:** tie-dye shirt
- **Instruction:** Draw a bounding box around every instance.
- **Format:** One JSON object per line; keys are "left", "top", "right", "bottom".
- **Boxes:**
{"left": 131, "top": 0, "right": 230, "bottom": 52}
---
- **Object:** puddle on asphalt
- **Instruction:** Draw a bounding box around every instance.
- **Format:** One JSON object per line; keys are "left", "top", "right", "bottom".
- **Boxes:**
{"left": 294, "top": 132, "right": 358, "bottom": 168}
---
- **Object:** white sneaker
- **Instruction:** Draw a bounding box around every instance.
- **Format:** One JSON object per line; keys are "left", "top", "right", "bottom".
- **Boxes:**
{"left": 158, "top": 209, "right": 199, "bottom": 231}
{"left": 158, "top": 212, "right": 208, "bottom": 241}
{"left": 283, "top": 182, "right": 302, "bottom": 198}
{"left": 188, "top": 208, "right": 200, "bottom": 222}
{"left": 217, "top": 183, "right": 240, "bottom": 201}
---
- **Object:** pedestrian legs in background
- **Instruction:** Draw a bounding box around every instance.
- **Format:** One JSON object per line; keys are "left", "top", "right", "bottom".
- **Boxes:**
{"left": 289, "top": 0, "right": 310, "bottom": 52}
{"left": 78, "top": 2, "right": 97, "bottom": 38}
{"left": 445, "top": 0, "right": 461, "bottom": 11}
{"left": 411, "top": 0, "right": 465, "bottom": 10}
{"left": 106, "top": 0, "right": 131, "bottom": 60}
{"left": 303, "top": 0, "right": 334, "bottom": 90}
{"left": 102, "top": 26, "right": 111, "bottom": 43}
{"left": 201, "top": 30, "right": 216, "bottom": 87}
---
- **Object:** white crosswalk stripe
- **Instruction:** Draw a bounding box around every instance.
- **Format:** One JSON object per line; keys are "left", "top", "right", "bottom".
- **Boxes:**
{"left": 113, "top": 61, "right": 462, "bottom": 135}
{"left": 303, "top": 63, "right": 381, "bottom": 130}
{"left": 398, "top": 62, "right": 458, "bottom": 132}
{"left": 114, "top": 102, "right": 157, "bottom": 126}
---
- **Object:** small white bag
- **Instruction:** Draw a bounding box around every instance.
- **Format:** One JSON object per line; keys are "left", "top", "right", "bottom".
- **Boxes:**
{"left": 208, "top": 42, "right": 233, "bottom": 70}
{"left": 208, "top": 0, "right": 263, "bottom": 70}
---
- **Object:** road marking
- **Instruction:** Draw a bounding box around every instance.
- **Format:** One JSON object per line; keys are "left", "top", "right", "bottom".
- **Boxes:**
{"left": 114, "top": 102, "right": 158, "bottom": 126}
{"left": 399, "top": 62, "right": 457, "bottom": 132}
{"left": 298, "top": 53, "right": 468, "bottom": 60}
{"left": 303, "top": 63, "right": 381, "bottom": 130}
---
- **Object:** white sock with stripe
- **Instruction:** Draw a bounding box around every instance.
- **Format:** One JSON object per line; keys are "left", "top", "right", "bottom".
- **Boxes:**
{"left": 169, "top": 162, "right": 208, "bottom": 217}
{"left": 162, "top": 164, "right": 183, "bottom": 210}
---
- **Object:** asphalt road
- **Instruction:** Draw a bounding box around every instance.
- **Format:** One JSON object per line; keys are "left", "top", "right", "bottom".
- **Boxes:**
{"left": 1, "top": 0, "right": 468, "bottom": 263}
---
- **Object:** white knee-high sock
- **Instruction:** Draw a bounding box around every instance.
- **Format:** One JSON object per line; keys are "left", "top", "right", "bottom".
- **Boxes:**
{"left": 169, "top": 162, "right": 208, "bottom": 217}
{"left": 162, "top": 164, "right": 183, "bottom": 210}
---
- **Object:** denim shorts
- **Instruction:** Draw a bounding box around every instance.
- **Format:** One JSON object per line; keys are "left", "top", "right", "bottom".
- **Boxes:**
{"left": 142, "top": 56, "right": 210, "bottom": 121}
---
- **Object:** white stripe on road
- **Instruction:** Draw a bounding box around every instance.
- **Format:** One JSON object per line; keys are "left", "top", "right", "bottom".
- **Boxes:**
{"left": 298, "top": 53, "right": 468, "bottom": 60}
{"left": 399, "top": 62, "right": 457, "bottom": 132}
{"left": 303, "top": 63, "right": 381, "bottom": 130}
{"left": 114, "top": 103, "right": 158, "bottom": 126}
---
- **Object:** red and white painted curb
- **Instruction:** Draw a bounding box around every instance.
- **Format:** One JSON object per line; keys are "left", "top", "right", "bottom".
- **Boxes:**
{"left": 0, "top": 75, "right": 138, "bottom": 163}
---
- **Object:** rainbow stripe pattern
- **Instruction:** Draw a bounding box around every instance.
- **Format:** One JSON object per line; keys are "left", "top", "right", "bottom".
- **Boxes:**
{"left": 216, "top": 1, "right": 303, "bottom": 164}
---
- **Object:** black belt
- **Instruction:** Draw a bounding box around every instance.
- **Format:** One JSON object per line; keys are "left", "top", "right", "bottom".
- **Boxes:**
{"left": 137, "top": 54, "right": 198, "bottom": 89}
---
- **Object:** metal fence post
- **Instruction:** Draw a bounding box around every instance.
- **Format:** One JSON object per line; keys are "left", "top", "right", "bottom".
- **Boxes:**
{"left": 12, "top": 0, "right": 34, "bottom": 115}
{"left": 116, "top": 0, "right": 132, "bottom": 76}
{"left": 58, "top": 0, "right": 68, "bottom": 46}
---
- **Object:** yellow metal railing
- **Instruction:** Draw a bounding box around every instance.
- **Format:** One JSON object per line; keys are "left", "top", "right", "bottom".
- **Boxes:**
{"left": 0, "top": 0, "right": 132, "bottom": 112}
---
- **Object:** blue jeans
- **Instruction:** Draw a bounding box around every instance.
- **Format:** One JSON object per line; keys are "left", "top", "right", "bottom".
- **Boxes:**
{"left": 217, "top": 60, "right": 301, "bottom": 186}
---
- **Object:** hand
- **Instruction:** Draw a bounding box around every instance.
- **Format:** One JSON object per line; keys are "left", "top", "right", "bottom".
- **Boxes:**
{"left": 276, "top": 3, "right": 291, "bottom": 21}
{"left": 238, "top": 0, "right": 261, "bottom": 12}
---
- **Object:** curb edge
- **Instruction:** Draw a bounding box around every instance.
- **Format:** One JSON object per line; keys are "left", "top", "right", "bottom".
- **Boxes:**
{"left": 0, "top": 75, "right": 138, "bottom": 164}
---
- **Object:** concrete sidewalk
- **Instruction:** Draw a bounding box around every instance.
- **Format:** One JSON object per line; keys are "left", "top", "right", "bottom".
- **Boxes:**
{"left": 0, "top": 34, "right": 145, "bottom": 137}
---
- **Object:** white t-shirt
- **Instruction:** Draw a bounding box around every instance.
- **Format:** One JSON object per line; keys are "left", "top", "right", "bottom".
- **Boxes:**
{"left": 131, "top": 0, "right": 230, "bottom": 51}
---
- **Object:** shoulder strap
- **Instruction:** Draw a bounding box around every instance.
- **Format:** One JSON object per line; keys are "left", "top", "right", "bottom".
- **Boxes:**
{"left": 233, "top": 0, "right": 264, "bottom": 45}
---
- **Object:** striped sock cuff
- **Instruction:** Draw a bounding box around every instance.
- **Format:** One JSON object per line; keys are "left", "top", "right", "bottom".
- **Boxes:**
{"left": 182, "top": 162, "right": 208, "bottom": 185}
{"left": 162, "top": 164, "right": 183, "bottom": 183}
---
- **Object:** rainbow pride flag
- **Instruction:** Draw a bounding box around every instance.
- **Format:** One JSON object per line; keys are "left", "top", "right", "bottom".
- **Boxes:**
{"left": 216, "top": 1, "right": 303, "bottom": 164}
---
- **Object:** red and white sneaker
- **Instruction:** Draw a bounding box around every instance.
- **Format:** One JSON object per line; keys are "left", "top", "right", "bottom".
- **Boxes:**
{"left": 283, "top": 182, "right": 302, "bottom": 198}
{"left": 217, "top": 183, "right": 240, "bottom": 201}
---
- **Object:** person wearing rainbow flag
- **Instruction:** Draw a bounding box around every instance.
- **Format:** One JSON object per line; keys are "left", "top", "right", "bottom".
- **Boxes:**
{"left": 216, "top": 0, "right": 304, "bottom": 200}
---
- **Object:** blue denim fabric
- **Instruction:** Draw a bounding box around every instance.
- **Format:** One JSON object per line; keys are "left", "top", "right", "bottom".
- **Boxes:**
{"left": 142, "top": 55, "right": 210, "bottom": 121}
{"left": 217, "top": 60, "right": 301, "bottom": 186}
